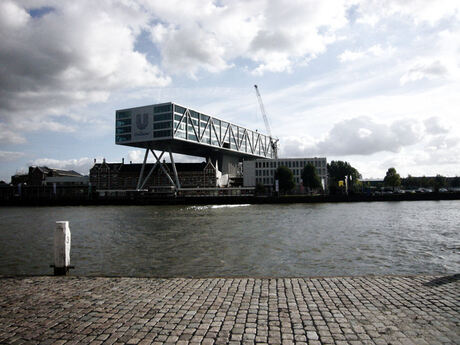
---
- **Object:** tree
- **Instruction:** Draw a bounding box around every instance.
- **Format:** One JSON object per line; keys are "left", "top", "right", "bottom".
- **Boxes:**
{"left": 255, "top": 182, "right": 266, "bottom": 195}
{"left": 301, "top": 163, "right": 322, "bottom": 194}
{"left": 403, "top": 174, "right": 419, "bottom": 189}
{"left": 327, "top": 161, "right": 361, "bottom": 194}
{"left": 420, "top": 176, "right": 430, "bottom": 188}
{"left": 433, "top": 174, "right": 447, "bottom": 192}
{"left": 274, "top": 166, "right": 295, "bottom": 194}
{"left": 451, "top": 176, "right": 460, "bottom": 188}
{"left": 383, "top": 167, "right": 401, "bottom": 191}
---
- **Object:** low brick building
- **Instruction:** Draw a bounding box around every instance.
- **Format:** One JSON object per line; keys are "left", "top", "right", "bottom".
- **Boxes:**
{"left": 89, "top": 159, "right": 221, "bottom": 190}
{"left": 11, "top": 167, "right": 86, "bottom": 186}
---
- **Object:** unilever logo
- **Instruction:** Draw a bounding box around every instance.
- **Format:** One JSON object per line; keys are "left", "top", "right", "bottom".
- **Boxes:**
{"left": 136, "top": 113, "right": 149, "bottom": 130}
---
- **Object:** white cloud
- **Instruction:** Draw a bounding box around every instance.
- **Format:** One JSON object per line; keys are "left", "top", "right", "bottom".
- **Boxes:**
{"left": 148, "top": 0, "right": 350, "bottom": 75}
{"left": 281, "top": 116, "right": 423, "bottom": 156}
{"left": 0, "top": 123, "right": 27, "bottom": 144}
{"left": 29, "top": 157, "right": 95, "bottom": 175}
{"left": 0, "top": 0, "right": 170, "bottom": 143}
{"left": 399, "top": 28, "right": 460, "bottom": 86}
{"left": 0, "top": 0, "right": 29, "bottom": 30}
{"left": 277, "top": 111, "right": 459, "bottom": 177}
{"left": 126, "top": 150, "right": 145, "bottom": 163}
{"left": 355, "top": 0, "right": 460, "bottom": 26}
{"left": 424, "top": 116, "right": 449, "bottom": 135}
{"left": 0, "top": 150, "right": 24, "bottom": 161}
{"left": 400, "top": 59, "right": 449, "bottom": 85}
{"left": 338, "top": 50, "right": 366, "bottom": 62}
{"left": 1, "top": 0, "right": 460, "bottom": 181}
{"left": 339, "top": 44, "right": 395, "bottom": 62}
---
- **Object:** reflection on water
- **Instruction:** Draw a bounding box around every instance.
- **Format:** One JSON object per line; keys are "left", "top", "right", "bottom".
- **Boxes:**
{"left": 0, "top": 201, "right": 459, "bottom": 277}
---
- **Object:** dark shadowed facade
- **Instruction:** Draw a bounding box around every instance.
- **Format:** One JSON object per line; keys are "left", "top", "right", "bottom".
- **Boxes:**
{"left": 11, "top": 166, "right": 86, "bottom": 186}
{"left": 89, "top": 159, "right": 221, "bottom": 190}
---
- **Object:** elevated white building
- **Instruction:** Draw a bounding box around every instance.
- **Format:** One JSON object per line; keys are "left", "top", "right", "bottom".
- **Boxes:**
{"left": 116, "top": 102, "right": 275, "bottom": 190}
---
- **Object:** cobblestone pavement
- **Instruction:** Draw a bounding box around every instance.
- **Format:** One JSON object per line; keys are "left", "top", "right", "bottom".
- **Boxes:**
{"left": 0, "top": 275, "right": 458, "bottom": 345}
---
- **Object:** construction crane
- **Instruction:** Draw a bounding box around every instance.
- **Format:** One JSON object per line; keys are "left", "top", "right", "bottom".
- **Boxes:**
{"left": 254, "top": 84, "right": 279, "bottom": 159}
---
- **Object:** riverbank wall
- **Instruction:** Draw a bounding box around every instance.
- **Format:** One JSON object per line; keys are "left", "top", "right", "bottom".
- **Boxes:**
{"left": 1, "top": 191, "right": 460, "bottom": 206}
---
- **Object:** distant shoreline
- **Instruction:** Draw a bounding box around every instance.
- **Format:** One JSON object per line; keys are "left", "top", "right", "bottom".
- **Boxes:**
{"left": 2, "top": 191, "right": 460, "bottom": 207}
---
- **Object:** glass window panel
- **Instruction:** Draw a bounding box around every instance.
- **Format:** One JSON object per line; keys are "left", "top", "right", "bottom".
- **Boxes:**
{"left": 116, "top": 119, "right": 131, "bottom": 127}
{"left": 116, "top": 111, "right": 130, "bottom": 119}
{"left": 154, "top": 113, "right": 171, "bottom": 121}
{"left": 153, "top": 130, "right": 171, "bottom": 138}
{"left": 174, "top": 122, "right": 185, "bottom": 131}
{"left": 116, "top": 134, "right": 131, "bottom": 142}
{"left": 154, "top": 104, "right": 171, "bottom": 113}
{"left": 174, "top": 105, "right": 186, "bottom": 114}
{"left": 154, "top": 122, "right": 171, "bottom": 130}
{"left": 175, "top": 131, "right": 186, "bottom": 139}
{"left": 188, "top": 133, "right": 198, "bottom": 142}
{"left": 116, "top": 127, "right": 131, "bottom": 134}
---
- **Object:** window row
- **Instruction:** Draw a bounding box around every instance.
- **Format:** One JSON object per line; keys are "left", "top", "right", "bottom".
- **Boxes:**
{"left": 116, "top": 127, "right": 131, "bottom": 134}
{"left": 116, "top": 111, "right": 130, "bottom": 119}
{"left": 116, "top": 119, "right": 131, "bottom": 127}
{"left": 154, "top": 113, "right": 171, "bottom": 122}
{"left": 116, "top": 134, "right": 131, "bottom": 142}
{"left": 173, "top": 108, "right": 272, "bottom": 153}
{"left": 256, "top": 160, "right": 325, "bottom": 169}
{"left": 256, "top": 177, "right": 302, "bottom": 185}
{"left": 154, "top": 104, "right": 172, "bottom": 114}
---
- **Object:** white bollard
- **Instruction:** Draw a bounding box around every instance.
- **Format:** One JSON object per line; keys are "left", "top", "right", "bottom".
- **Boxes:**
{"left": 54, "top": 221, "right": 72, "bottom": 275}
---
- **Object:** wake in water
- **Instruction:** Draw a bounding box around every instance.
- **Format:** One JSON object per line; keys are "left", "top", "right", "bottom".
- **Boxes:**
{"left": 187, "top": 204, "right": 251, "bottom": 210}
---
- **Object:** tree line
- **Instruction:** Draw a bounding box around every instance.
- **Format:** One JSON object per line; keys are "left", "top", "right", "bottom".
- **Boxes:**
{"left": 256, "top": 160, "right": 460, "bottom": 195}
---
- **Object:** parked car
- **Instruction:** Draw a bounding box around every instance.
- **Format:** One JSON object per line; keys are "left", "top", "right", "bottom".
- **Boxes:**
{"left": 416, "top": 188, "right": 433, "bottom": 193}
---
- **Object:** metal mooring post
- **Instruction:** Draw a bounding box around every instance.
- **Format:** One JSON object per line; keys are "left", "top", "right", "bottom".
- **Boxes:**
{"left": 52, "top": 221, "right": 73, "bottom": 275}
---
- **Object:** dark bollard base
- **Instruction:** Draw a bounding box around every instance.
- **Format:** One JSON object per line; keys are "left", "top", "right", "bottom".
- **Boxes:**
{"left": 50, "top": 265, "right": 75, "bottom": 276}
{"left": 54, "top": 267, "right": 69, "bottom": 276}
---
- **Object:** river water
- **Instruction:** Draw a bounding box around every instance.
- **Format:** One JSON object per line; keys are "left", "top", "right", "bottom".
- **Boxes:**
{"left": 0, "top": 201, "right": 458, "bottom": 277}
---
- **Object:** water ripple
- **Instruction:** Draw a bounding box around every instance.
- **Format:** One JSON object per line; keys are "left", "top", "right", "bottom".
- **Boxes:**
{"left": 0, "top": 200, "right": 459, "bottom": 276}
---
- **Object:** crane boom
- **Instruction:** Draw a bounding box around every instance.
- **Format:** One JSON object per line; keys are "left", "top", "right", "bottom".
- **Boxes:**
{"left": 254, "top": 85, "right": 278, "bottom": 159}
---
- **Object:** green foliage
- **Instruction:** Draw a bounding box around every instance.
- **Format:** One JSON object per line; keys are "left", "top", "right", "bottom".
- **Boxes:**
{"left": 404, "top": 175, "right": 459, "bottom": 190}
{"left": 255, "top": 182, "right": 265, "bottom": 195}
{"left": 274, "top": 166, "right": 295, "bottom": 194}
{"left": 383, "top": 167, "right": 401, "bottom": 190}
{"left": 301, "top": 163, "right": 322, "bottom": 192}
{"left": 433, "top": 174, "right": 447, "bottom": 192}
{"left": 404, "top": 174, "right": 419, "bottom": 188}
{"left": 327, "top": 160, "right": 361, "bottom": 191}
{"left": 451, "top": 176, "right": 460, "bottom": 188}
{"left": 420, "top": 176, "right": 431, "bottom": 188}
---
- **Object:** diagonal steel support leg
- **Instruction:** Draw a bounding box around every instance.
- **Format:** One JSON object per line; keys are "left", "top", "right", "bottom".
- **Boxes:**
{"left": 150, "top": 149, "right": 176, "bottom": 188}
{"left": 136, "top": 148, "right": 150, "bottom": 190}
{"left": 169, "top": 151, "right": 181, "bottom": 189}
{"left": 139, "top": 151, "right": 165, "bottom": 190}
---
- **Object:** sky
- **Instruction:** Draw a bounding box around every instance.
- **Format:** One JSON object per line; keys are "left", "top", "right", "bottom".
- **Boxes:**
{"left": 1, "top": 0, "right": 459, "bottom": 182}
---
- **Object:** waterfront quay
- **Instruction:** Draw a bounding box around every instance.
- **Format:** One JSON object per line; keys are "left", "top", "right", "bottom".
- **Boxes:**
{"left": 0, "top": 275, "right": 458, "bottom": 345}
